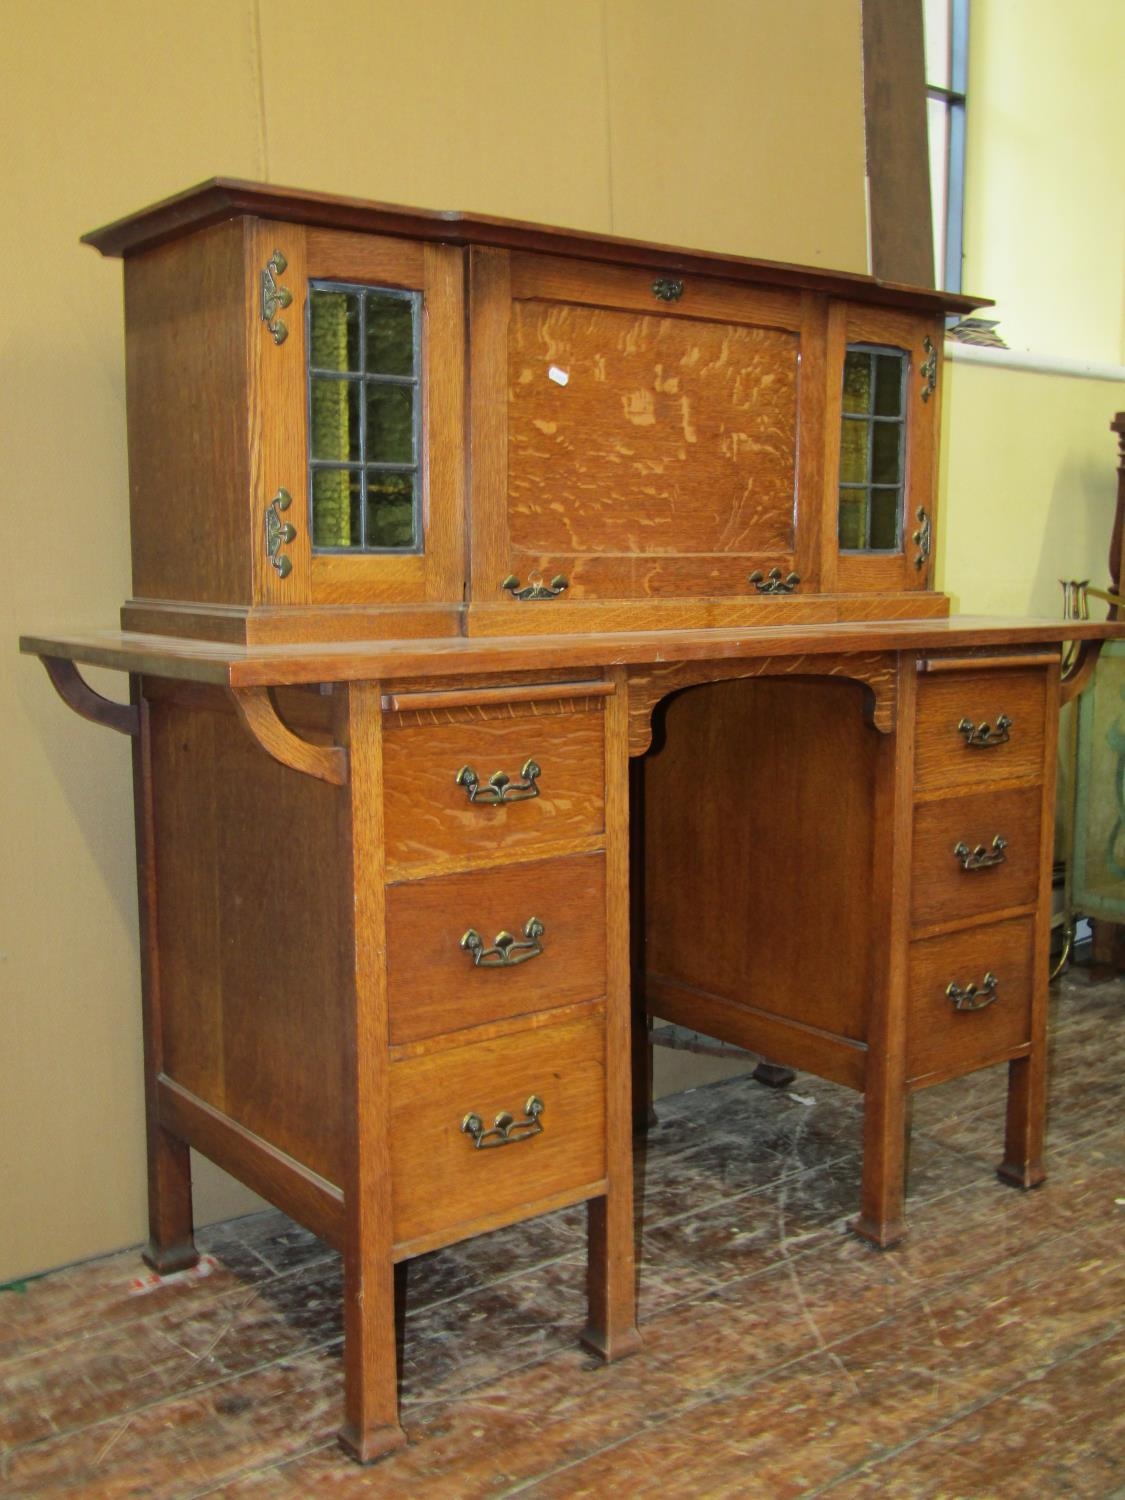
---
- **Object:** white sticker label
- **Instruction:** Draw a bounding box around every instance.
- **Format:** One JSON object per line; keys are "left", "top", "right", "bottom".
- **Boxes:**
{"left": 548, "top": 366, "right": 569, "bottom": 386}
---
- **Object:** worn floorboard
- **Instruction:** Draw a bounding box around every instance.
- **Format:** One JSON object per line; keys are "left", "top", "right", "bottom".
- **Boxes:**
{"left": 2, "top": 965, "right": 1122, "bottom": 1498}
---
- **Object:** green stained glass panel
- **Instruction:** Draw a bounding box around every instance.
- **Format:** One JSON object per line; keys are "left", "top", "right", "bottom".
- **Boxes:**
{"left": 366, "top": 471, "right": 415, "bottom": 548}
{"left": 365, "top": 383, "right": 415, "bottom": 465}
{"left": 869, "top": 489, "right": 900, "bottom": 549}
{"left": 872, "top": 421, "right": 902, "bottom": 484}
{"left": 838, "top": 490, "right": 867, "bottom": 550}
{"left": 842, "top": 351, "right": 872, "bottom": 414}
{"left": 309, "top": 290, "right": 360, "bottom": 372}
{"left": 312, "top": 468, "right": 360, "bottom": 548}
{"left": 365, "top": 293, "right": 415, "bottom": 376}
{"left": 874, "top": 353, "right": 905, "bottom": 415}
{"left": 840, "top": 418, "right": 869, "bottom": 483}
{"left": 310, "top": 378, "right": 359, "bottom": 462}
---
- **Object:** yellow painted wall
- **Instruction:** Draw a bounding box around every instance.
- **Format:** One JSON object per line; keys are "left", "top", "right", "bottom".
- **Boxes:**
{"left": 939, "top": 0, "right": 1125, "bottom": 618}
{"left": 2, "top": 0, "right": 867, "bottom": 1283}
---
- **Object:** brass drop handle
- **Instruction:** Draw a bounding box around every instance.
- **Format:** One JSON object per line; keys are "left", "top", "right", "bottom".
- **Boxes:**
{"left": 953, "top": 836, "right": 1008, "bottom": 871}
{"left": 946, "top": 971, "right": 999, "bottom": 1012}
{"left": 749, "top": 568, "right": 800, "bottom": 595}
{"left": 501, "top": 573, "right": 569, "bottom": 601}
{"left": 456, "top": 760, "right": 541, "bottom": 805}
{"left": 460, "top": 917, "right": 544, "bottom": 968}
{"left": 461, "top": 1096, "right": 544, "bottom": 1149}
{"left": 957, "top": 714, "right": 1012, "bottom": 748}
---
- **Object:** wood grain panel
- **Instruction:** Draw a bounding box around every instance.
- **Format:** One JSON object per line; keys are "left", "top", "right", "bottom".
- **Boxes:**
{"left": 123, "top": 221, "right": 251, "bottom": 605}
{"left": 907, "top": 917, "right": 1034, "bottom": 1082}
{"left": 911, "top": 784, "right": 1042, "bottom": 929}
{"left": 148, "top": 686, "right": 348, "bottom": 1183}
{"left": 506, "top": 302, "right": 797, "bottom": 560}
{"left": 914, "top": 668, "right": 1048, "bottom": 792}
{"left": 644, "top": 677, "right": 877, "bottom": 1042}
{"left": 385, "top": 852, "right": 606, "bottom": 1044}
{"left": 389, "top": 1005, "right": 606, "bottom": 1247}
{"left": 383, "top": 703, "right": 605, "bottom": 876}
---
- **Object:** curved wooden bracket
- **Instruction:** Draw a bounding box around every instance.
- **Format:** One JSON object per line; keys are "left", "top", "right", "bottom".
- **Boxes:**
{"left": 1060, "top": 638, "right": 1105, "bottom": 706}
{"left": 41, "top": 656, "right": 139, "bottom": 736}
{"left": 230, "top": 686, "right": 348, "bottom": 786}
{"left": 626, "top": 653, "right": 897, "bottom": 756}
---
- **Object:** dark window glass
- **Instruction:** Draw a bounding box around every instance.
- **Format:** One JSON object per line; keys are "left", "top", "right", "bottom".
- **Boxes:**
{"left": 307, "top": 280, "right": 421, "bottom": 553}
{"left": 837, "top": 345, "right": 908, "bottom": 553}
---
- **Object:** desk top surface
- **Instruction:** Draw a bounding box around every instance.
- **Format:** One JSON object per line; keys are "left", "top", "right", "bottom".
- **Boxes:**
{"left": 20, "top": 617, "right": 1119, "bottom": 689}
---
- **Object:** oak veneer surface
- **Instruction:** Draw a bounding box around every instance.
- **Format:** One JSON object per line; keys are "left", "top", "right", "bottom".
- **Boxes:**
{"left": 914, "top": 668, "right": 1048, "bottom": 791}
{"left": 388, "top": 1003, "right": 607, "bottom": 1247}
{"left": 124, "top": 221, "right": 251, "bottom": 606}
{"left": 645, "top": 677, "right": 877, "bottom": 1042}
{"left": 382, "top": 700, "right": 606, "bottom": 877}
{"left": 18, "top": 617, "right": 1102, "bottom": 690}
{"left": 385, "top": 852, "right": 607, "bottom": 1045}
{"left": 907, "top": 915, "right": 1035, "bottom": 1081}
{"left": 148, "top": 685, "right": 348, "bottom": 1185}
{"left": 911, "top": 783, "right": 1042, "bottom": 929}
{"left": 83, "top": 176, "right": 984, "bottom": 318}
{"left": 506, "top": 304, "right": 798, "bottom": 563}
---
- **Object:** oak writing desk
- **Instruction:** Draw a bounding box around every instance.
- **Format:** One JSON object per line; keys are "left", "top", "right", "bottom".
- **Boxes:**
{"left": 22, "top": 182, "right": 1111, "bottom": 1461}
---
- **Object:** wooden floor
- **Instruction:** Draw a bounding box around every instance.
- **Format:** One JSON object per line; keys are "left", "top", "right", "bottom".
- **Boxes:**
{"left": 3, "top": 963, "right": 1123, "bottom": 1499}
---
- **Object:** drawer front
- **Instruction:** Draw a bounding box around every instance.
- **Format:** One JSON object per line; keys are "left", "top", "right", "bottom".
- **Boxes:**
{"left": 390, "top": 1005, "right": 607, "bottom": 1247}
{"left": 386, "top": 852, "right": 606, "bottom": 1044}
{"left": 383, "top": 702, "right": 605, "bottom": 876}
{"left": 911, "top": 785, "right": 1042, "bottom": 929}
{"left": 914, "top": 669, "right": 1048, "bottom": 792}
{"left": 907, "top": 917, "right": 1034, "bottom": 1081}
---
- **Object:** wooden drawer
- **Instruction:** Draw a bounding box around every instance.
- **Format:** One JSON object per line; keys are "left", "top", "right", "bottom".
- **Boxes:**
{"left": 911, "top": 784, "right": 1042, "bottom": 929}
{"left": 383, "top": 701, "right": 605, "bottom": 876}
{"left": 907, "top": 916, "right": 1034, "bottom": 1082}
{"left": 386, "top": 852, "right": 606, "bottom": 1045}
{"left": 390, "top": 1005, "right": 607, "bottom": 1249}
{"left": 914, "top": 668, "right": 1048, "bottom": 792}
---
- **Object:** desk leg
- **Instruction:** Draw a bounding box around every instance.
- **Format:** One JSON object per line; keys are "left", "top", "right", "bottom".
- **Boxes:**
{"left": 854, "top": 1079, "right": 908, "bottom": 1249}
{"left": 997, "top": 1054, "right": 1047, "bottom": 1189}
{"left": 999, "top": 675, "right": 1056, "bottom": 1193}
{"left": 582, "top": 1195, "right": 642, "bottom": 1362}
{"left": 629, "top": 755, "right": 657, "bottom": 1132}
{"left": 853, "top": 667, "right": 912, "bottom": 1250}
{"left": 337, "top": 683, "right": 406, "bottom": 1463}
{"left": 133, "top": 682, "right": 198, "bottom": 1275}
{"left": 583, "top": 672, "right": 641, "bottom": 1361}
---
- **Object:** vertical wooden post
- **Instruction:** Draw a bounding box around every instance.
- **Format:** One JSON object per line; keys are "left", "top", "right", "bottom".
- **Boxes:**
{"left": 860, "top": 0, "right": 936, "bottom": 288}
{"left": 998, "top": 660, "right": 1061, "bottom": 1189}
{"left": 133, "top": 675, "right": 198, "bottom": 1274}
{"left": 335, "top": 681, "right": 406, "bottom": 1463}
{"left": 582, "top": 669, "right": 642, "bottom": 1361}
{"left": 854, "top": 655, "right": 915, "bottom": 1248}
{"left": 628, "top": 753, "right": 655, "bottom": 1133}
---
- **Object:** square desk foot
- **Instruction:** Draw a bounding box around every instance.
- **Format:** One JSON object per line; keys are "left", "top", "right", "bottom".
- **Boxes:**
{"left": 580, "top": 1323, "right": 643, "bottom": 1363}
{"left": 850, "top": 1216, "right": 907, "bottom": 1251}
{"left": 338, "top": 1420, "right": 408, "bottom": 1466}
{"left": 996, "top": 1159, "right": 1047, "bottom": 1191}
{"left": 142, "top": 1238, "right": 200, "bottom": 1276}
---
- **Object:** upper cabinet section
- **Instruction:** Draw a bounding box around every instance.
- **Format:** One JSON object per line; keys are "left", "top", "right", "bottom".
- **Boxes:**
{"left": 84, "top": 179, "right": 979, "bottom": 643}
{"left": 468, "top": 250, "right": 822, "bottom": 627}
